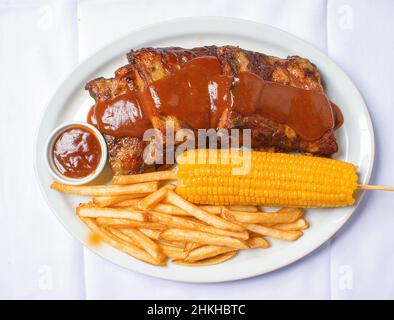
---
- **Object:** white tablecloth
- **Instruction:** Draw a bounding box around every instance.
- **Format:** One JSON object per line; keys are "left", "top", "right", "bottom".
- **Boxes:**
{"left": 1, "top": 0, "right": 393, "bottom": 299}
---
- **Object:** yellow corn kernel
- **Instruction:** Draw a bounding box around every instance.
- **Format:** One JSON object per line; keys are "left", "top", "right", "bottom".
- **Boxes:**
{"left": 176, "top": 150, "right": 358, "bottom": 208}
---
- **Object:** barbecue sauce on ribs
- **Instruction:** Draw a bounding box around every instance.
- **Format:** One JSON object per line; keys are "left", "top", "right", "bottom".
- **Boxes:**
{"left": 232, "top": 71, "right": 334, "bottom": 141}
{"left": 93, "top": 91, "right": 151, "bottom": 138}
{"left": 88, "top": 56, "right": 336, "bottom": 141}
{"left": 143, "top": 56, "right": 233, "bottom": 129}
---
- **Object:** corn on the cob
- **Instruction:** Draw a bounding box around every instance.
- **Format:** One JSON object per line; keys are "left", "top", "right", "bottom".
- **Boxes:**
{"left": 176, "top": 150, "right": 358, "bottom": 207}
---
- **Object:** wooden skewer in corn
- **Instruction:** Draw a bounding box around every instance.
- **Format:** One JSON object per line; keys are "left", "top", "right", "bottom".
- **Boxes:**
{"left": 357, "top": 184, "right": 394, "bottom": 191}
{"left": 112, "top": 150, "right": 393, "bottom": 208}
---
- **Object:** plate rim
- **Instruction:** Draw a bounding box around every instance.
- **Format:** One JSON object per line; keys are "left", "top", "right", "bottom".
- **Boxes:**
{"left": 33, "top": 16, "right": 375, "bottom": 283}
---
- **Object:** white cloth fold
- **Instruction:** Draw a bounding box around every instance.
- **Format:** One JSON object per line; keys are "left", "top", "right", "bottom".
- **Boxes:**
{"left": 1, "top": 0, "right": 393, "bottom": 299}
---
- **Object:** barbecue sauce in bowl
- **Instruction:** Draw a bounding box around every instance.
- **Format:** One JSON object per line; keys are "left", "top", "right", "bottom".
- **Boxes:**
{"left": 53, "top": 126, "right": 102, "bottom": 178}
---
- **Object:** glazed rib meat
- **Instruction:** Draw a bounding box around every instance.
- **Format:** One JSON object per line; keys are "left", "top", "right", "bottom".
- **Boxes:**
{"left": 85, "top": 75, "right": 147, "bottom": 174}
{"left": 86, "top": 46, "right": 339, "bottom": 175}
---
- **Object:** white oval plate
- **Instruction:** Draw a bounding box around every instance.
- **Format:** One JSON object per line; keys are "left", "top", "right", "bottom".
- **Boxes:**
{"left": 34, "top": 17, "right": 374, "bottom": 283}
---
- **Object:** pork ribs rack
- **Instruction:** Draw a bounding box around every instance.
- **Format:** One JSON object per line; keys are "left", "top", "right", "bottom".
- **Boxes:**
{"left": 85, "top": 46, "right": 340, "bottom": 175}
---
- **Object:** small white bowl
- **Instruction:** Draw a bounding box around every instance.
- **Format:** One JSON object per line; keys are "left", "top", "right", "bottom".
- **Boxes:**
{"left": 45, "top": 121, "right": 107, "bottom": 185}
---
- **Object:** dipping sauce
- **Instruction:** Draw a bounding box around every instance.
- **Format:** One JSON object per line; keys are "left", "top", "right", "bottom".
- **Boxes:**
{"left": 53, "top": 126, "right": 102, "bottom": 178}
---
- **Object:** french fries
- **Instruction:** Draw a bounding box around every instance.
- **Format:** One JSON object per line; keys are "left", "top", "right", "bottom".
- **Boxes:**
{"left": 159, "top": 228, "right": 248, "bottom": 249}
{"left": 113, "top": 199, "right": 141, "bottom": 207}
{"left": 116, "top": 228, "right": 165, "bottom": 262}
{"left": 245, "top": 224, "right": 303, "bottom": 241}
{"left": 226, "top": 205, "right": 258, "bottom": 212}
{"left": 81, "top": 218, "right": 164, "bottom": 265}
{"left": 159, "top": 240, "right": 187, "bottom": 249}
{"left": 185, "top": 242, "right": 204, "bottom": 253}
{"left": 198, "top": 205, "right": 223, "bottom": 214}
{"left": 222, "top": 207, "right": 303, "bottom": 224}
{"left": 106, "top": 226, "right": 141, "bottom": 247}
{"left": 274, "top": 218, "right": 309, "bottom": 231}
{"left": 53, "top": 174, "right": 310, "bottom": 267}
{"left": 93, "top": 194, "right": 147, "bottom": 208}
{"left": 51, "top": 181, "right": 158, "bottom": 196}
{"left": 112, "top": 170, "right": 177, "bottom": 185}
{"left": 247, "top": 237, "right": 270, "bottom": 249}
{"left": 160, "top": 245, "right": 188, "bottom": 260}
{"left": 166, "top": 191, "right": 245, "bottom": 232}
{"left": 152, "top": 203, "right": 190, "bottom": 216}
{"left": 138, "top": 184, "right": 175, "bottom": 210}
{"left": 96, "top": 217, "right": 165, "bottom": 229}
{"left": 184, "top": 245, "right": 236, "bottom": 262}
{"left": 77, "top": 204, "right": 145, "bottom": 221}
{"left": 139, "top": 228, "right": 162, "bottom": 240}
{"left": 173, "top": 252, "right": 237, "bottom": 266}
{"left": 148, "top": 211, "right": 249, "bottom": 240}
